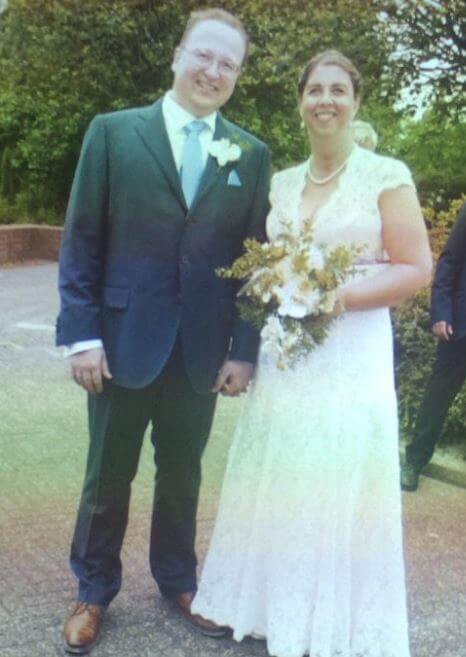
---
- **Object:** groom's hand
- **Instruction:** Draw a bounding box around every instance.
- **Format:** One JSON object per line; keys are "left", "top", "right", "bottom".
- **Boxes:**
{"left": 432, "top": 320, "right": 453, "bottom": 341}
{"left": 70, "top": 347, "right": 112, "bottom": 394}
{"left": 213, "top": 360, "right": 254, "bottom": 397}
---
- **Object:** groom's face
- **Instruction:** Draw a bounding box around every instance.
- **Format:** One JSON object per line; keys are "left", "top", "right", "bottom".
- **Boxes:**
{"left": 171, "top": 19, "right": 245, "bottom": 117}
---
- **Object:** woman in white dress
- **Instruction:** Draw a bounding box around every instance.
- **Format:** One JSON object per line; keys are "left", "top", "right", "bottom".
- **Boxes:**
{"left": 192, "top": 50, "right": 432, "bottom": 657}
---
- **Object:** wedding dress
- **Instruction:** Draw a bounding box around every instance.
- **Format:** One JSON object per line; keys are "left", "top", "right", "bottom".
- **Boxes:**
{"left": 192, "top": 145, "right": 414, "bottom": 657}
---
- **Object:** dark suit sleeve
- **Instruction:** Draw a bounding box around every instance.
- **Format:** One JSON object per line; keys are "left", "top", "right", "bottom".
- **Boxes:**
{"left": 229, "top": 144, "right": 272, "bottom": 363}
{"left": 56, "top": 115, "right": 109, "bottom": 346}
{"left": 431, "top": 203, "right": 466, "bottom": 326}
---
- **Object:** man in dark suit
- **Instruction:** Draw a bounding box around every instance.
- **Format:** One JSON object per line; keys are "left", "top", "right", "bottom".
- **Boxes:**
{"left": 56, "top": 8, "right": 271, "bottom": 653}
{"left": 401, "top": 202, "right": 466, "bottom": 492}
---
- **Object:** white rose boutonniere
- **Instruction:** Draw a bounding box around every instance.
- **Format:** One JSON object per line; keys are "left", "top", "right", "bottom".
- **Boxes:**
{"left": 208, "top": 138, "right": 242, "bottom": 167}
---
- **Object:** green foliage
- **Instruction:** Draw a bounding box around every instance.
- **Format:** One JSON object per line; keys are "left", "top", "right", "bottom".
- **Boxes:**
{"left": 383, "top": 0, "right": 465, "bottom": 118}
{"left": 0, "top": 0, "right": 187, "bottom": 216}
{"left": 0, "top": 0, "right": 398, "bottom": 218}
{"left": 0, "top": 145, "right": 16, "bottom": 198}
{"left": 390, "top": 109, "right": 466, "bottom": 206}
{"left": 0, "top": 0, "right": 461, "bottom": 219}
{"left": 395, "top": 196, "right": 466, "bottom": 444}
{"left": 237, "top": 297, "right": 271, "bottom": 331}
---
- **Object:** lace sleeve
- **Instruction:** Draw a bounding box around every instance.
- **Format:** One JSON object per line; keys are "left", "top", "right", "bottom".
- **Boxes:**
{"left": 378, "top": 157, "right": 415, "bottom": 194}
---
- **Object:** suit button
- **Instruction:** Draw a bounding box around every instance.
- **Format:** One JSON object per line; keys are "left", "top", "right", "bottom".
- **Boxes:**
{"left": 186, "top": 217, "right": 195, "bottom": 225}
{"left": 181, "top": 255, "right": 190, "bottom": 265}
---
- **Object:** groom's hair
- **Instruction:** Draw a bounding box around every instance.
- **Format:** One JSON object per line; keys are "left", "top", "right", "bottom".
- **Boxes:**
{"left": 180, "top": 8, "right": 250, "bottom": 63}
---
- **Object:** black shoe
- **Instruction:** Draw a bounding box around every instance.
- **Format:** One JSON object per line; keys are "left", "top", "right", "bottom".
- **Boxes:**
{"left": 400, "top": 464, "right": 420, "bottom": 491}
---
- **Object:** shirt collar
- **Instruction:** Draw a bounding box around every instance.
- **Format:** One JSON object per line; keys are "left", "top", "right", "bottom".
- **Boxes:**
{"left": 163, "top": 92, "right": 217, "bottom": 135}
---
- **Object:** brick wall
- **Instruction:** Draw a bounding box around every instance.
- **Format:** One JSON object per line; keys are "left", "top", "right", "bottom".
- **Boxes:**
{"left": 0, "top": 225, "right": 63, "bottom": 264}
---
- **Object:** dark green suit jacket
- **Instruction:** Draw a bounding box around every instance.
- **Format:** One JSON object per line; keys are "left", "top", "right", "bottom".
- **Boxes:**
{"left": 57, "top": 99, "right": 271, "bottom": 391}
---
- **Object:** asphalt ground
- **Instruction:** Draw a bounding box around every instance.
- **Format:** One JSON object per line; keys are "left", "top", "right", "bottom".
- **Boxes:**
{"left": 1, "top": 262, "right": 465, "bottom": 657}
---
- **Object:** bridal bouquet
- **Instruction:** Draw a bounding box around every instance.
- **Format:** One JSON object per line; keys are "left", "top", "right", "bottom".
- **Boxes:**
{"left": 217, "top": 219, "right": 362, "bottom": 369}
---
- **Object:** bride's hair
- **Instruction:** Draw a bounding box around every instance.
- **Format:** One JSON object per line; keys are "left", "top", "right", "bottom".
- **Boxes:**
{"left": 298, "top": 50, "right": 362, "bottom": 99}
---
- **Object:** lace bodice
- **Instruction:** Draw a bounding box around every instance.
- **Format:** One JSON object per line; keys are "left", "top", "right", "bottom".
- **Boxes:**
{"left": 267, "top": 145, "right": 415, "bottom": 262}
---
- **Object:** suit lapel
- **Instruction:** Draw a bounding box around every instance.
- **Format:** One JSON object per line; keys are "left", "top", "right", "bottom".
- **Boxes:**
{"left": 135, "top": 100, "right": 187, "bottom": 211}
{"left": 189, "top": 113, "right": 231, "bottom": 214}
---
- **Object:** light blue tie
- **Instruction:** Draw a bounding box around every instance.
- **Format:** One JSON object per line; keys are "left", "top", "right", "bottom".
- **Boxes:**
{"left": 181, "top": 120, "right": 207, "bottom": 207}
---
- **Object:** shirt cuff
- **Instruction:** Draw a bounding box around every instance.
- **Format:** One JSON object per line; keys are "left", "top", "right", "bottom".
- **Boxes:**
{"left": 62, "top": 339, "right": 103, "bottom": 358}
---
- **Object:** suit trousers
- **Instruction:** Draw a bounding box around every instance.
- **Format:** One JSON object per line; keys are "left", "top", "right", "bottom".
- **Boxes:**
{"left": 406, "top": 335, "right": 466, "bottom": 470}
{"left": 70, "top": 338, "right": 217, "bottom": 606}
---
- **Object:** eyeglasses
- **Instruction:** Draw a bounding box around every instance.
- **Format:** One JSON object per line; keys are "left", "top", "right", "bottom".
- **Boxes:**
{"left": 181, "top": 47, "right": 242, "bottom": 77}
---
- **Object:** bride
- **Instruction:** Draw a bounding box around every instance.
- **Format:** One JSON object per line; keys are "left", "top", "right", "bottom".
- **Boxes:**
{"left": 191, "top": 50, "right": 432, "bottom": 657}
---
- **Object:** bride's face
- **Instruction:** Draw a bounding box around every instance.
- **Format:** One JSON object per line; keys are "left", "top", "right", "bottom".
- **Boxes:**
{"left": 299, "top": 64, "right": 359, "bottom": 138}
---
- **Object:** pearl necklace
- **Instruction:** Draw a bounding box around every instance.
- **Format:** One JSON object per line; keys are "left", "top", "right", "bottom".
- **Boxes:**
{"left": 308, "top": 149, "right": 353, "bottom": 185}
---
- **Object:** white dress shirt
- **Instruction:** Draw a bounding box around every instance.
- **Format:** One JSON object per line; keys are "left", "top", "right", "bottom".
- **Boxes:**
{"left": 63, "top": 92, "right": 217, "bottom": 357}
{"left": 162, "top": 91, "right": 217, "bottom": 171}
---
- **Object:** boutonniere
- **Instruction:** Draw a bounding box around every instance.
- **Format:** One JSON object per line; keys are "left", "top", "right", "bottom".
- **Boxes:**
{"left": 208, "top": 138, "right": 242, "bottom": 167}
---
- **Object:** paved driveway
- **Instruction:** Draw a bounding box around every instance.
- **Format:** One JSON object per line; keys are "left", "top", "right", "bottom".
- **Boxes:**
{"left": 1, "top": 263, "right": 465, "bottom": 657}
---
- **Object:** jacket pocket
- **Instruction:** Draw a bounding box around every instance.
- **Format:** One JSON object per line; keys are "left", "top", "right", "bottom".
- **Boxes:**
{"left": 103, "top": 286, "right": 130, "bottom": 309}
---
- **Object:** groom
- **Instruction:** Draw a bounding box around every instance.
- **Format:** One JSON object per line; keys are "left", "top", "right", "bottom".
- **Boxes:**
{"left": 56, "top": 8, "right": 271, "bottom": 654}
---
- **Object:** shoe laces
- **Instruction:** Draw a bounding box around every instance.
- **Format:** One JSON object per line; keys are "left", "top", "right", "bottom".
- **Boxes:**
{"left": 72, "top": 602, "right": 103, "bottom": 618}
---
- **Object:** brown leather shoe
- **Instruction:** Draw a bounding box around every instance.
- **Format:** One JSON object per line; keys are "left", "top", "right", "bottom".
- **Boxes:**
{"left": 63, "top": 602, "right": 104, "bottom": 654}
{"left": 170, "top": 591, "right": 229, "bottom": 638}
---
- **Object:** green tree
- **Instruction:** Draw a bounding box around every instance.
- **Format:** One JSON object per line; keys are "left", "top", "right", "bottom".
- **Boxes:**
{"left": 0, "top": 0, "right": 400, "bottom": 218}
{"left": 390, "top": 108, "right": 466, "bottom": 205}
{"left": 0, "top": 0, "right": 187, "bottom": 219}
{"left": 383, "top": 0, "right": 466, "bottom": 117}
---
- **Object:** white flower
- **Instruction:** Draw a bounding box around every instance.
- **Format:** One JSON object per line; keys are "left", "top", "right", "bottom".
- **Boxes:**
{"left": 275, "top": 279, "right": 320, "bottom": 318}
{"left": 261, "top": 316, "right": 285, "bottom": 350}
{"left": 274, "top": 255, "right": 295, "bottom": 282}
{"left": 277, "top": 294, "right": 308, "bottom": 318}
{"left": 208, "top": 138, "right": 242, "bottom": 167}
{"left": 260, "top": 316, "right": 285, "bottom": 362}
{"left": 302, "top": 288, "right": 321, "bottom": 315}
{"left": 307, "top": 245, "right": 325, "bottom": 270}
{"left": 261, "top": 291, "right": 272, "bottom": 303}
{"left": 261, "top": 315, "right": 285, "bottom": 341}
